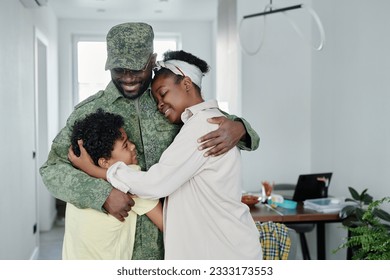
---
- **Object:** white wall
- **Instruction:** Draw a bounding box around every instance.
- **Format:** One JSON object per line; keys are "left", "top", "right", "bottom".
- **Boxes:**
{"left": 57, "top": 19, "right": 215, "bottom": 127}
{"left": 216, "top": 0, "right": 240, "bottom": 114}
{"left": 0, "top": 0, "right": 58, "bottom": 259}
{"left": 311, "top": 0, "right": 390, "bottom": 203}
{"left": 238, "top": 0, "right": 390, "bottom": 259}
{"left": 238, "top": 0, "right": 312, "bottom": 191}
{"left": 310, "top": 0, "right": 390, "bottom": 259}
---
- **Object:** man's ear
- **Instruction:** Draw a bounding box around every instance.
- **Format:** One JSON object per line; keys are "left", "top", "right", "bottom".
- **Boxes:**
{"left": 98, "top": 157, "right": 110, "bottom": 169}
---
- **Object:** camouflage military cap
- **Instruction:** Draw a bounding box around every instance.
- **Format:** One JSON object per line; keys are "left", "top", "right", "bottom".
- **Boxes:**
{"left": 105, "top": 22, "right": 154, "bottom": 71}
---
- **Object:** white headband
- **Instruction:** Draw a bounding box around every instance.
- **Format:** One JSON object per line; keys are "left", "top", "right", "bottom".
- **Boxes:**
{"left": 154, "top": 60, "right": 203, "bottom": 88}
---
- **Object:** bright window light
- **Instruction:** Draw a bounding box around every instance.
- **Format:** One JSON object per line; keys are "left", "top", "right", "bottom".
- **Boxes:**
{"left": 77, "top": 41, "right": 110, "bottom": 103}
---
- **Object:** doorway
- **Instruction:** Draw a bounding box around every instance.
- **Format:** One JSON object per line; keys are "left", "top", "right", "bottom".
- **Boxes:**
{"left": 34, "top": 28, "right": 56, "bottom": 232}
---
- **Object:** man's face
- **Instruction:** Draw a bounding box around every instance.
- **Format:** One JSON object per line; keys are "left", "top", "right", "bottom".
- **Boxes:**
{"left": 111, "top": 54, "right": 156, "bottom": 99}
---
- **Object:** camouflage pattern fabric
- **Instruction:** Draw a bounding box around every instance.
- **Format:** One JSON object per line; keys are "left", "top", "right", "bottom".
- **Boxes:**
{"left": 105, "top": 22, "right": 154, "bottom": 71}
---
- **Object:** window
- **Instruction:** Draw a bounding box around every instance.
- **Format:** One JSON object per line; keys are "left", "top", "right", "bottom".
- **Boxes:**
{"left": 74, "top": 34, "right": 181, "bottom": 104}
{"left": 154, "top": 34, "right": 181, "bottom": 60}
{"left": 76, "top": 41, "right": 110, "bottom": 103}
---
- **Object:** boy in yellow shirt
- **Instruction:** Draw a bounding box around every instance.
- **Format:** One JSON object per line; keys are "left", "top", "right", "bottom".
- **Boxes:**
{"left": 62, "top": 109, "right": 162, "bottom": 259}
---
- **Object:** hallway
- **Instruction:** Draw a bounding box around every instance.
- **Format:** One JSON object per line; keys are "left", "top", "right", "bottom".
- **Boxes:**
{"left": 38, "top": 219, "right": 64, "bottom": 260}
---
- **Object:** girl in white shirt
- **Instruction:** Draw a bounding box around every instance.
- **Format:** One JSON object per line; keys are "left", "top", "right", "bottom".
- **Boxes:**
{"left": 69, "top": 50, "right": 262, "bottom": 260}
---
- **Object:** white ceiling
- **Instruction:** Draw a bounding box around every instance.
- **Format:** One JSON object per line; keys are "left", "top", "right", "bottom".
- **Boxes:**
{"left": 48, "top": 0, "right": 218, "bottom": 21}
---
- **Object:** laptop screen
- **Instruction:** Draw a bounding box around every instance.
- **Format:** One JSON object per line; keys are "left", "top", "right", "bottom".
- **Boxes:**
{"left": 292, "top": 172, "right": 333, "bottom": 202}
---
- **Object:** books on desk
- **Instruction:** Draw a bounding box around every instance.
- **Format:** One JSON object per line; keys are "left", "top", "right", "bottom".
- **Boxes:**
{"left": 303, "top": 198, "right": 346, "bottom": 213}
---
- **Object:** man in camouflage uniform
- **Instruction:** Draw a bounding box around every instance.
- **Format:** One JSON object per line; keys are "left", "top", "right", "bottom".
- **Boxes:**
{"left": 40, "top": 22, "right": 260, "bottom": 259}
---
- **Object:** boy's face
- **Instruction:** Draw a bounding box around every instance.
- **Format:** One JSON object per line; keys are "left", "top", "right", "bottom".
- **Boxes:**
{"left": 151, "top": 75, "right": 193, "bottom": 124}
{"left": 106, "top": 128, "right": 138, "bottom": 167}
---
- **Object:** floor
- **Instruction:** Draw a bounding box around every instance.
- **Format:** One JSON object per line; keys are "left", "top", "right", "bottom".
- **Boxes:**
{"left": 37, "top": 220, "right": 302, "bottom": 260}
{"left": 38, "top": 218, "right": 65, "bottom": 260}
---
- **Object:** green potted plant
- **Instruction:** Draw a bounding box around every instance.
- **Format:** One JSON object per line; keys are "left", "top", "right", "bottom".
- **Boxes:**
{"left": 340, "top": 187, "right": 373, "bottom": 227}
{"left": 335, "top": 187, "right": 390, "bottom": 260}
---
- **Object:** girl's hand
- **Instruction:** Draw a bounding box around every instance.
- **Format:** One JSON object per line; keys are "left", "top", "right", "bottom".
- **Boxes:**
{"left": 68, "top": 140, "right": 92, "bottom": 168}
{"left": 68, "top": 140, "right": 106, "bottom": 179}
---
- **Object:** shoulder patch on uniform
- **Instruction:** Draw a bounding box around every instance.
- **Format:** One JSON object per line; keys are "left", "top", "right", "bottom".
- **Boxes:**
{"left": 74, "top": 91, "right": 104, "bottom": 109}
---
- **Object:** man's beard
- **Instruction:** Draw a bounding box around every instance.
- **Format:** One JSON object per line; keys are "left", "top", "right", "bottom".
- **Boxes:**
{"left": 112, "top": 79, "right": 150, "bottom": 100}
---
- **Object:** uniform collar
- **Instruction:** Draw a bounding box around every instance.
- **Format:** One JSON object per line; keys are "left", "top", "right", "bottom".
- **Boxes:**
{"left": 105, "top": 81, "right": 123, "bottom": 104}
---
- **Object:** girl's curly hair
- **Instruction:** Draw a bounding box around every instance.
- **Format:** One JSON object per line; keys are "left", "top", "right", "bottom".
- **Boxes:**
{"left": 71, "top": 109, "right": 124, "bottom": 166}
{"left": 162, "top": 50, "right": 209, "bottom": 73}
{"left": 152, "top": 50, "right": 210, "bottom": 92}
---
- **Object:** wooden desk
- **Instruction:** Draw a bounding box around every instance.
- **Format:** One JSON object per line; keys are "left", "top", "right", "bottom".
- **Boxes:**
{"left": 250, "top": 202, "right": 342, "bottom": 260}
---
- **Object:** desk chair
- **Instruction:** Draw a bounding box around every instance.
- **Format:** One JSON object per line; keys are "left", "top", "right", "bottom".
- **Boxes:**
{"left": 286, "top": 227, "right": 298, "bottom": 260}
{"left": 274, "top": 183, "right": 315, "bottom": 260}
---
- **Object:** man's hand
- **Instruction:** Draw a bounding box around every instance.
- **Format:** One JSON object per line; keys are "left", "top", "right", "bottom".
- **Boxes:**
{"left": 197, "top": 117, "right": 246, "bottom": 157}
{"left": 103, "top": 188, "right": 135, "bottom": 222}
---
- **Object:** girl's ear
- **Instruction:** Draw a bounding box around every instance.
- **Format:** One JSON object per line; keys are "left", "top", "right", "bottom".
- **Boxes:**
{"left": 183, "top": 76, "right": 193, "bottom": 92}
{"left": 98, "top": 157, "right": 110, "bottom": 169}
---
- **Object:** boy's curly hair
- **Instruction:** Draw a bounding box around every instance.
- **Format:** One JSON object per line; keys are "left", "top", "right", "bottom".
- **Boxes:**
{"left": 71, "top": 109, "right": 124, "bottom": 166}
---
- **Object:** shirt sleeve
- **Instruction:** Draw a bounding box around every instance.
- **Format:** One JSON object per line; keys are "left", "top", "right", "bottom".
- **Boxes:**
{"left": 107, "top": 113, "right": 211, "bottom": 200}
{"left": 131, "top": 197, "right": 159, "bottom": 216}
{"left": 111, "top": 164, "right": 141, "bottom": 194}
{"left": 222, "top": 111, "right": 260, "bottom": 151}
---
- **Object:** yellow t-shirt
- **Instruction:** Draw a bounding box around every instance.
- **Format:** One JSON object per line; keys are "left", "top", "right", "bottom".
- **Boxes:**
{"left": 62, "top": 165, "right": 159, "bottom": 260}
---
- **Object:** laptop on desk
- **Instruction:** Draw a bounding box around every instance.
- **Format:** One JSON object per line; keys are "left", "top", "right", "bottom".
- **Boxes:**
{"left": 285, "top": 172, "right": 333, "bottom": 202}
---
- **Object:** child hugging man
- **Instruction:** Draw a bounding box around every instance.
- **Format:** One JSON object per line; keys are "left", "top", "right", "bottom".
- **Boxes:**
{"left": 62, "top": 108, "right": 163, "bottom": 260}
